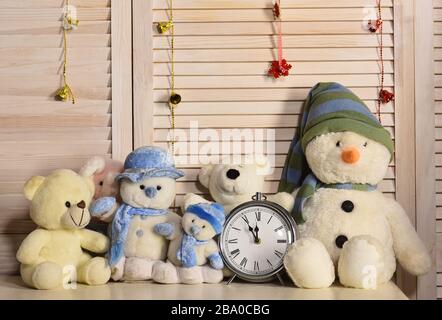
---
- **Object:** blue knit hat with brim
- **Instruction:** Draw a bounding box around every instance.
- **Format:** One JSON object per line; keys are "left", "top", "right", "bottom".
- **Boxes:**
{"left": 116, "top": 146, "right": 184, "bottom": 183}
{"left": 187, "top": 203, "right": 225, "bottom": 235}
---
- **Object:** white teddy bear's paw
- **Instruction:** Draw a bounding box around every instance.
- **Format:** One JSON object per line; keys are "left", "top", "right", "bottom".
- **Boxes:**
{"left": 284, "top": 238, "right": 335, "bottom": 289}
{"left": 267, "top": 192, "right": 294, "bottom": 212}
{"left": 123, "top": 257, "right": 154, "bottom": 281}
{"left": 337, "top": 235, "right": 392, "bottom": 289}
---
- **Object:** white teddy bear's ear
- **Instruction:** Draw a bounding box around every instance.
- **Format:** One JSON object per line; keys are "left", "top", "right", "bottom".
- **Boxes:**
{"left": 254, "top": 154, "right": 272, "bottom": 176}
{"left": 198, "top": 164, "right": 214, "bottom": 188}
{"left": 79, "top": 156, "right": 106, "bottom": 177}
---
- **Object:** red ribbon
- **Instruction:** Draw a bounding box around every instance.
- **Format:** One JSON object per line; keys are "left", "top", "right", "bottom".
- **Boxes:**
{"left": 268, "top": 0, "right": 291, "bottom": 79}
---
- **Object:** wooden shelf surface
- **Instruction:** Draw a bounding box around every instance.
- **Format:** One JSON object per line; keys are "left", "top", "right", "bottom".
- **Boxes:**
{"left": 0, "top": 276, "right": 407, "bottom": 300}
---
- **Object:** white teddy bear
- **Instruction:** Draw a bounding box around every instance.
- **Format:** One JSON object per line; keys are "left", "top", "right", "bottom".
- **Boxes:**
{"left": 280, "top": 83, "right": 431, "bottom": 289}
{"left": 90, "top": 146, "right": 182, "bottom": 281}
{"left": 184, "top": 155, "right": 294, "bottom": 215}
{"left": 152, "top": 202, "right": 225, "bottom": 284}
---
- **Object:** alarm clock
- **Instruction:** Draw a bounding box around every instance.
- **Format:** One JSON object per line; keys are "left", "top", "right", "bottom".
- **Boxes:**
{"left": 219, "top": 192, "right": 297, "bottom": 284}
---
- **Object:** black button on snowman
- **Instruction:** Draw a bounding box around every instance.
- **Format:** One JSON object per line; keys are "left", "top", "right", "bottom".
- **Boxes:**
{"left": 341, "top": 200, "right": 354, "bottom": 213}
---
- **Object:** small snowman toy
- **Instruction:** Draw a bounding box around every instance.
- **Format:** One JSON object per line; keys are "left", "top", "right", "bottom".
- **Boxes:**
{"left": 280, "top": 82, "right": 431, "bottom": 289}
{"left": 153, "top": 202, "right": 225, "bottom": 284}
{"left": 90, "top": 146, "right": 183, "bottom": 281}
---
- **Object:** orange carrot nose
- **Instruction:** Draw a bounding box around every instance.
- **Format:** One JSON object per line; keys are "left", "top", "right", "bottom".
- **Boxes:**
{"left": 341, "top": 147, "right": 360, "bottom": 164}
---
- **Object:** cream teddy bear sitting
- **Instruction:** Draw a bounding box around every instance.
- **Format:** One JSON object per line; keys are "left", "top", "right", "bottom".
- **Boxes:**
{"left": 152, "top": 202, "right": 225, "bottom": 284}
{"left": 280, "top": 82, "right": 431, "bottom": 289}
{"left": 17, "top": 169, "right": 111, "bottom": 289}
{"left": 184, "top": 155, "right": 294, "bottom": 214}
{"left": 90, "top": 146, "right": 183, "bottom": 281}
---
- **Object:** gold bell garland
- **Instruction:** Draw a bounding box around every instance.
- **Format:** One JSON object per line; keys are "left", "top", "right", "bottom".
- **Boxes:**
{"left": 55, "top": 0, "right": 78, "bottom": 104}
{"left": 157, "top": 0, "right": 180, "bottom": 155}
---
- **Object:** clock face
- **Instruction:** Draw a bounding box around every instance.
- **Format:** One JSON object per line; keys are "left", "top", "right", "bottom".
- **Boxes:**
{"left": 220, "top": 203, "right": 296, "bottom": 280}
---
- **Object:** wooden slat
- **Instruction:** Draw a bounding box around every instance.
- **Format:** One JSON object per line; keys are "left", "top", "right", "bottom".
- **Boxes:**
{"left": 0, "top": 0, "right": 110, "bottom": 8}
{"left": 153, "top": 87, "right": 395, "bottom": 102}
{"left": 0, "top": 48, "right": 111, "bottom": 62}
{"left": 152, "top": 0, "right": 393, "bottom": 9}
{"left": 0, "top": 74, "right": 110, "bottom": 89}
{"left": 0, "top": 61, "right": 111, "bottom": 75}
{"left": 0, "top": 127, "right": 111, "bottom": 141}
{"left": 156, "top": 21, "right": 394, "bottom": 36}
{"left": 153, "top": 48, "right": 394, "bottom": 62}
{"left": 153, "top": 101, "right": 395, "bottom": 115}
{"left": 153, "top": 61, "right": 394, "bottom": 76}
{"left": 0, "top": 20, "right": 110, "bottom": 35}
{"left": 0, "top": 35, "right": 110, "bottom": 48}
{"left": 0, "top": 141, "right": 111, "bottom": 156}
{"left": 0, "top": 234, "right": 25, "bottom": 275}
{"left": 0, "top": 8, "right": 110, "bottom": 21}
{"left": 153, "top": 8, "right": 394, "bottom": 22}
{"left": 0, "top": 115, "right": 110, "bottom": 128}
{"left": 153, "top": 75, "right": 394, "bottom": 89}
{"left": 153, "top": 35, "right": 394, "bottom": 49}
{"left": 153, "top": 114, "right": 395, "bottom": 129}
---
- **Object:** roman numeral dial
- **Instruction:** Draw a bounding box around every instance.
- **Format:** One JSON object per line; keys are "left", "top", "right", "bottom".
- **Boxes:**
{"left": 221, "top": 205, "right": 295, "bottom": 279}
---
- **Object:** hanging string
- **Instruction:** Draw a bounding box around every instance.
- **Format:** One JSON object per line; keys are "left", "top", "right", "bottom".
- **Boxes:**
{"left": 157, "top": 0, "right": 180, "bottom": 156}
{"left": 268, "top": 0, "right": 292, "bottom": 79}
{"left": 369, "top": 0, "right": 394, "bottom": 122}
{"left": 169, "top": 0, "right": 176, "bottom": 155}
{"left": 55, "top": 0, "right": 78, "bottom": 104}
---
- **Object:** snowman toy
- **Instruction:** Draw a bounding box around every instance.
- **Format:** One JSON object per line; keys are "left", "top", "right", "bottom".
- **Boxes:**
{"left": 280, "top": 82, "right": 431, "bottom": 289}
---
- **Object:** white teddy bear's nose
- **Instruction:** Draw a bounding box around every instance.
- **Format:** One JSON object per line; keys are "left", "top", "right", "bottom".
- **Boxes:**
{"left": 190, "top": 225, "right": 201, "bottom": 236}
{"left": 226, "top": 169, "right": 240, "bottom": 180}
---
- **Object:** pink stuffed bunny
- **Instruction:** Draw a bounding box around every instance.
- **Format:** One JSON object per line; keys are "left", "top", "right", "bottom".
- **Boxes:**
{"left": 80, "top": 156, "right": 124, "bottom": 200}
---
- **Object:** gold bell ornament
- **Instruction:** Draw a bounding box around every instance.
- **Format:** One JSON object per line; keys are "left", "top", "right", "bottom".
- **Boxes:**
{"left": 157, "top": 21, "right": 173, "bottom": 34}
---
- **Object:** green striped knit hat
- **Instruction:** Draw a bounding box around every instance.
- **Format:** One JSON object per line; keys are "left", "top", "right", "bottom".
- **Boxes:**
{"left": 279, "top": 82, "right": 394, "bottom": 194}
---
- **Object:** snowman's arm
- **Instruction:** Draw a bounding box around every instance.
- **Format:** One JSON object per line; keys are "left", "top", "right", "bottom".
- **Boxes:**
{"left": 89, "top": 197, "right": 119, "bottom": 223}
{"left": 205, "top": 240, "right": 223, "bottom": 270}
{"left": 385, "top": 198, "right": 431, "bottom": 275}
{"left": 154, "top": 222, "right": 181, "bottom": 240}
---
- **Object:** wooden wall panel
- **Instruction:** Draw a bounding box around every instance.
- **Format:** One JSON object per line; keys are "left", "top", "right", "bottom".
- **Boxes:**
{"left": 0, "top": 0, "right": 132, "bottom": 275}
{"left": 133, "top": 0, "right": 397, "bottom": 211}
{"left": 434, "top": 0, "right": 442, "bottom": 300}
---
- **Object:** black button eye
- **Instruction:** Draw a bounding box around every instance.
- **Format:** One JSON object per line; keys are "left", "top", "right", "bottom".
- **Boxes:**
{"left": 336, "top": 141, "right": 341, "bottom": 147}
{"left": 341, "top": 200, "right": 354, "bottom": 213}
{"left": 363, "top": 142, "right": 368, "bottom": 147}
{"left": 192, "top": 219, "right": 195, "bottom": 223}
{"left": 156, "top": 185, "right": 162, "bottom": 191}
{"left": 335, "top": 235, "right": 348, "bottom": 249}
{"left": 65, "top": 201, "right": 71, "bottom": 208}
{"left": 202, "top": 225, "right": 206, "bottom": 229}
{"left": 99, "top": 181, "right": 104, "bottom": 186}
{"left": 140, "top": 185, "right": 145, "bottom": 190}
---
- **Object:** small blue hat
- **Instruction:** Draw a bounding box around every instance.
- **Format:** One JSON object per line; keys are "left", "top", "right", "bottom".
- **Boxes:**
{"left": 116, "top": 146, "right": 184, "bottom": 183}
{"left": 187, "top": 203, "right": 225, "bottom": 235}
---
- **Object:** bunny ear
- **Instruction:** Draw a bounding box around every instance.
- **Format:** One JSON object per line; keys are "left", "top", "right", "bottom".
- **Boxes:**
{"left": 79, "top": 156, "right": 106, "bottom": 177}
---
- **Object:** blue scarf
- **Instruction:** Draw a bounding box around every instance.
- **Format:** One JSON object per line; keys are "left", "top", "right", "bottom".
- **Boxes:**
{"left": 109, "top": 204, "right": 167, "bottom": 267}
{"left": 176, "top": 234, "right": 208, "bottom": 268}
{"left": 293, "top": 174, "right": 376, "bottom": 224}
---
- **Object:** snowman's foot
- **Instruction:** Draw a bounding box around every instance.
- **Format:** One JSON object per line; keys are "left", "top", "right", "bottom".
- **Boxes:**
{"left": 178, "top": 266, "right": 204, "bottom": 284}
{"left": 123, "top": 257, "right": 154, "bottom": 281}
{"left": 338, "top": 235, "right": 392, "bottom": 289}
{"left": 110, "top": 257, "right": 126, "bottom": 281}
{"left": 152, "top": 261, "right": 179, "bottom": 284}
{"left": 284, "top": 238, "right": 335, "bottom": 288}
{"left": 201, "top": 265, "right": 224, "bottom": 284}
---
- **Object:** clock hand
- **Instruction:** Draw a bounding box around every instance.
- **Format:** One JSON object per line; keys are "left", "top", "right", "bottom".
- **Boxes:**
{"left": 254, "top": 224, "right": 260, "bottom": 243}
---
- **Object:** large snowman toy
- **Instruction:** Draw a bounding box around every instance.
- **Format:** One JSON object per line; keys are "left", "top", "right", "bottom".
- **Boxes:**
{"left": 280, "top": 83, "right": 431, "bottom": 289}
